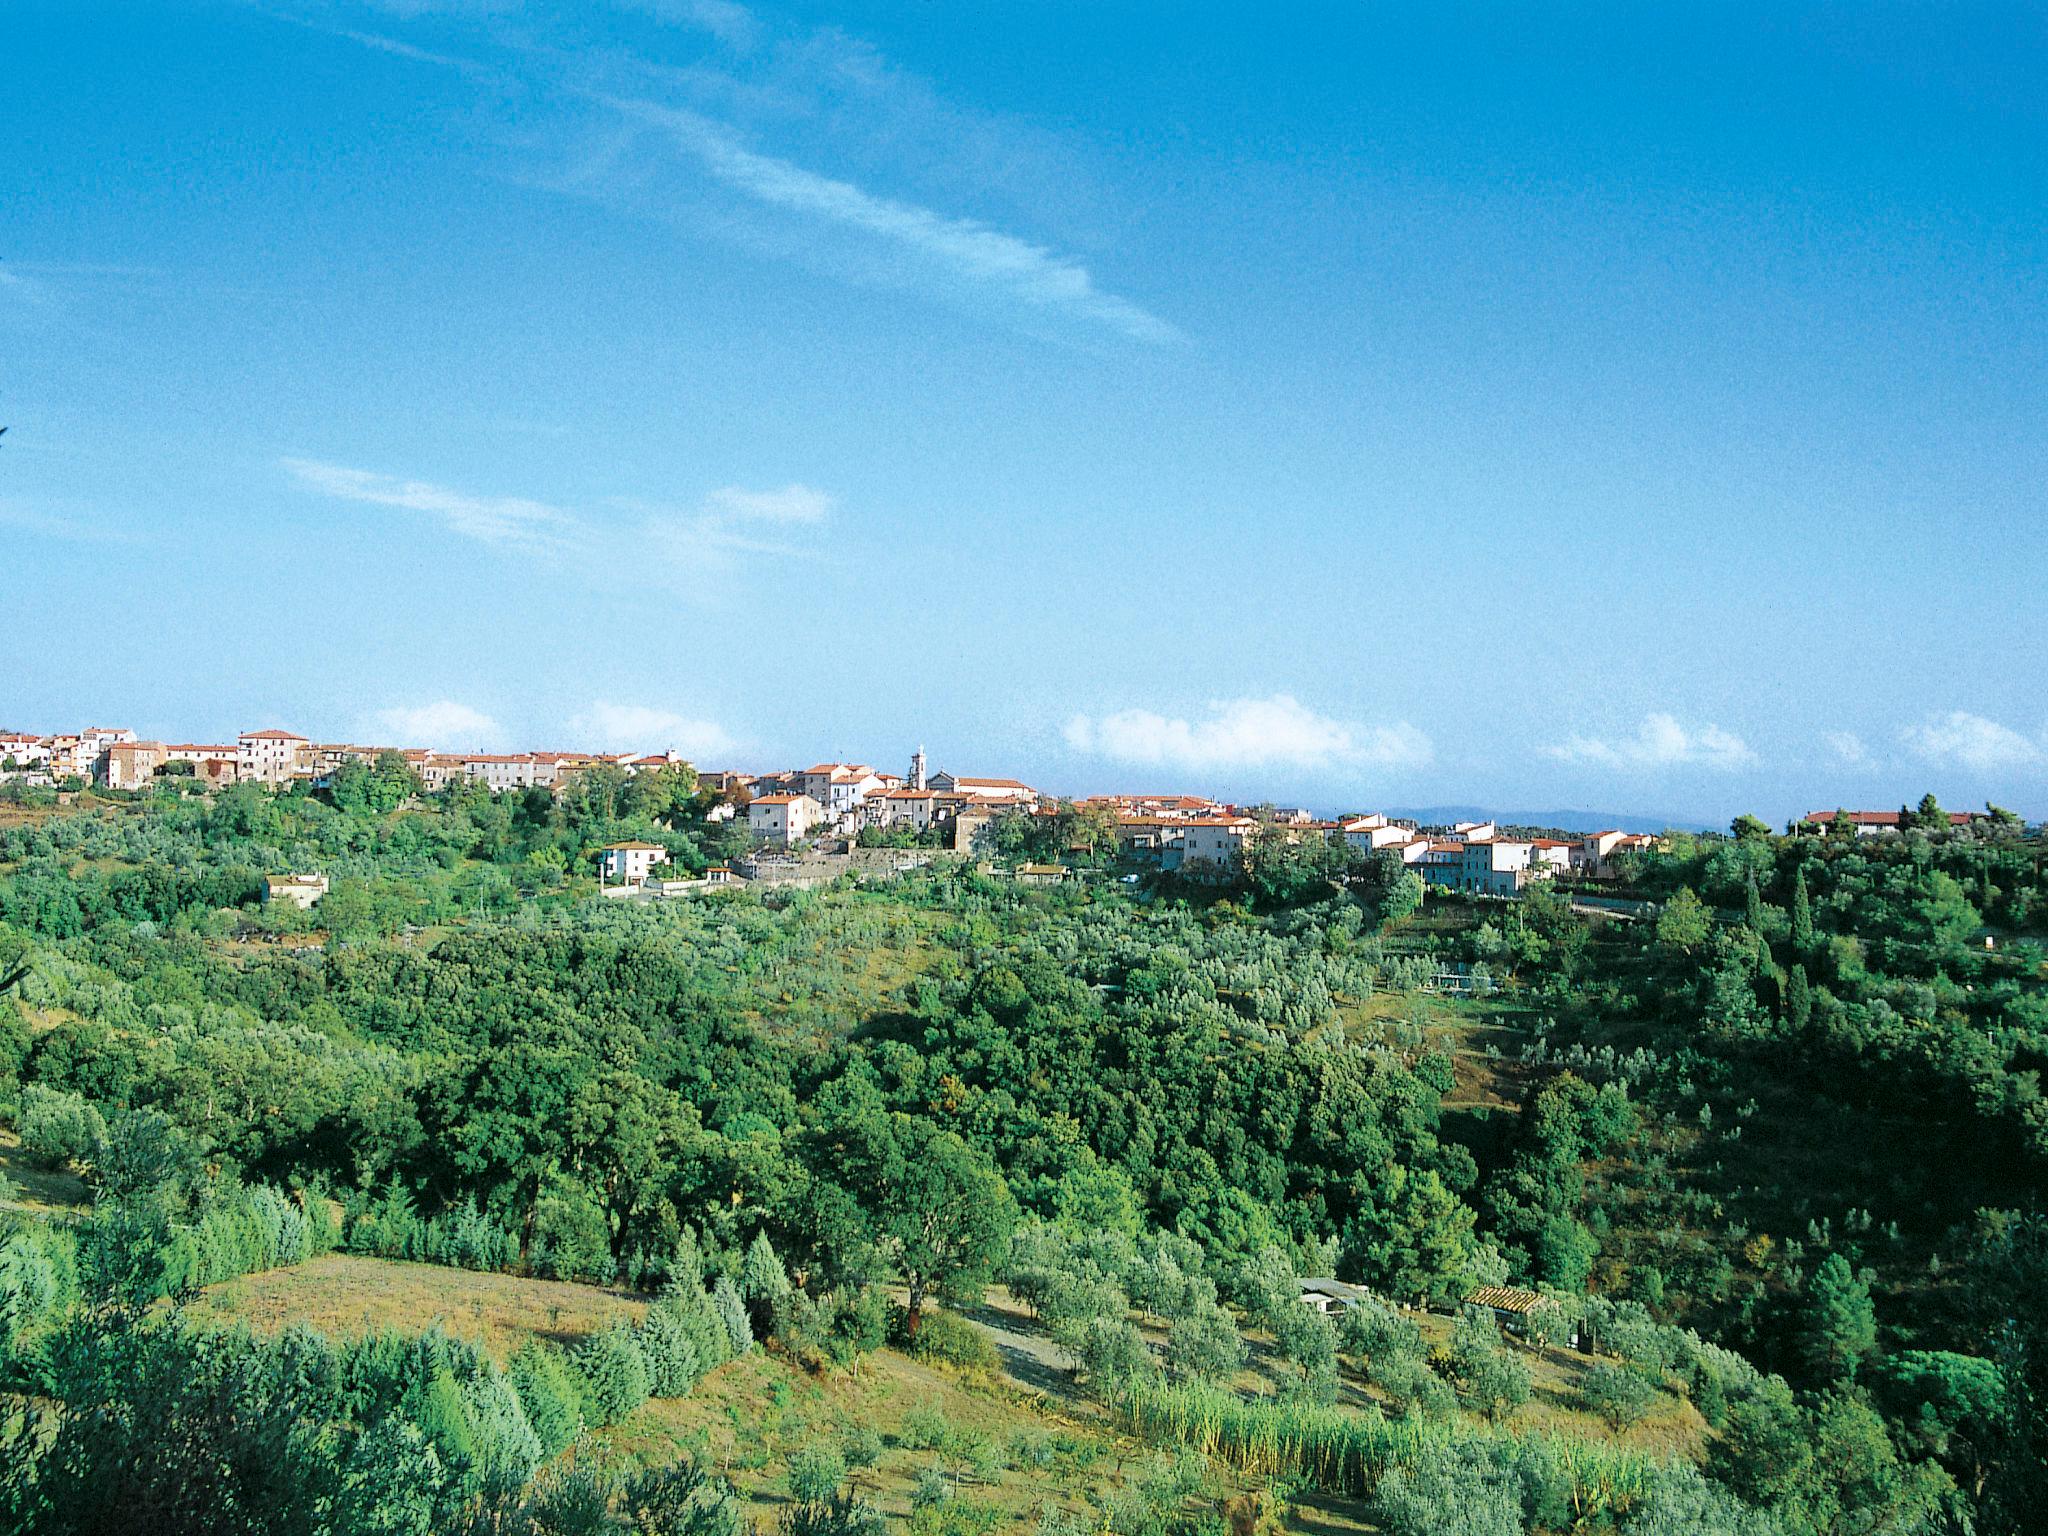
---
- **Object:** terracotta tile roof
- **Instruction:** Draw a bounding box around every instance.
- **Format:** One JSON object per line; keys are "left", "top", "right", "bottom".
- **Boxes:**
{"left": 1466, "top": 1286, "right": 1552, "bottom": 1314}
{"left": 1802, "top": 809, "right": 1976, "bottom": 827}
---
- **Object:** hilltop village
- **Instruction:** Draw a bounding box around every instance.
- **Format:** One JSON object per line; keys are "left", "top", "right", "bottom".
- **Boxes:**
{"left": 0, "top": 724, "right": 1686, "bottom": 894}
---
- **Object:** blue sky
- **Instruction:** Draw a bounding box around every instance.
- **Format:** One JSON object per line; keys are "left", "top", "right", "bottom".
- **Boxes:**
{"left": 5, "top": 1, "right": 2045, "bottom": 823}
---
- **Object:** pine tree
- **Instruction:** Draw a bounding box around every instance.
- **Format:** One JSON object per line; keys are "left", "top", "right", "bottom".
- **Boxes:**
{"left": 508, "top": 1342, "right": 585, "bottom": 1456}
{"left": 741, "top": 1231, "right": 791, "bottom": 1315}
{"left": 669, "top": 1226, "right": 706, "bottom": 1294}
{"left": 1802, "top": 1252, "right": 1877, "bottom": 1382}
{"left": 574, "top": 1321, "right": 650, "bottom": 1425}
{"left": 713, "top": 1275, "right": 754, "bottom": 1355}
{"left": 635, "top": 1303, "right": 702, "bottom": 1397}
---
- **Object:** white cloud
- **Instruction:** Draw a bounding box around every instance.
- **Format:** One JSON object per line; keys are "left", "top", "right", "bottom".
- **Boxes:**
{"left": 1547, "top": 712, "right": 1757, "bottom": 771}
{"left": 702, "top": 483, "right": 832, "bottom": 523}
{"left": 622, "top": 483, "right": 832, "bottom": 594}
{"left": 373, "top": 700, "right": 505, "bottom": 749}
{"left": 1899, "top": 711, "right": 2046, "bottom": 771}
{"left": 285, "top": 459, "right": 832, "bottom": 594}
{"left": 0, "top": 499, "right": 147, "bottom": 546}
{"left": 283, "top": 458, "right": 572, "bottom": 549}
{"left": 626, "top": 0, "right": 762, "bottom": 48}
{"left": 570, "top": 702, "right": 737, "bottom": 759}
{"left": 605, "top": 98, "right": 1179, "bottom": 344}
{"left": 1063, "top": 695, "right": 1432, "bottom": 774}
{"left": 1825, "top": 731, "right": 1871, "bottom": 767}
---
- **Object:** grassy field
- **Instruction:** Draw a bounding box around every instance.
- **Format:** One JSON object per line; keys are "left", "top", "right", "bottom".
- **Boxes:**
{"left": 974, "top": 1287, "right": 1704, "bottom": 1463}
{"left": 190, "top": 1252, "right": 1704, "bottom": 1533}
{"left": 196, "top": 1253, "right": 649, "bottom": 1358}
{"left": 197, "top": 1255, "right": 1284, "bottom": 1532}
{"left": 609, "top": 1340, "right": 1195, "bottom": 1532}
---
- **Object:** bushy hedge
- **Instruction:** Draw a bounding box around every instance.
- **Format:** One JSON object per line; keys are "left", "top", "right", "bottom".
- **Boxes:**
{"left": 159, "top": 1182, "right": 332, "bottom": 1295}
{"left": 907, "top": 1308, "right": 1001, "bottom": 1373}
{"left": 346, "top": 1185, "right": 519, "bottom": 1274}
{"left": 0, "top": 1219, "right": 79, "bottom": 1383}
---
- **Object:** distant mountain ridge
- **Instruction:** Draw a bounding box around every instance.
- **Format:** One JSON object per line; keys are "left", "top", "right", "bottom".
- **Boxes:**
{"left": 1382, "top": 805, "right": 1719, "bottom": 835}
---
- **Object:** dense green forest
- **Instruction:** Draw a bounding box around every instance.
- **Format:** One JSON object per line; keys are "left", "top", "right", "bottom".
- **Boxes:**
{"left": 0, "top": 778, "right": 2043, "bottom": 1535}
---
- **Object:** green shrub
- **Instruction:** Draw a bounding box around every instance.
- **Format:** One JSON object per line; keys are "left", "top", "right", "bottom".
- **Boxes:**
{"left": 782, "top": 1490, "right": 886, "bottom": 1536}
{"left": 617, "top": 1455, "right": 747, "bottom": 1536}
{"left": 1372, "top": 1441, "right": 1522, "bottom": 1536}
{"left": 788, "top": 1443, "right": 848, "bottom": 1504}
{"left": 459, "top": 1365, "right": 544, "bottom": 1493}
{"left": 665, "top": 1282, "right": 734, "bottom": 1375}
{"left": 910, "top": 1309, "right": 1001, "bottom": 1373}
{"left": 1580, "top": 1361, "right": 1657, "bottom": 1430}
{"left": 1441, "top": 1311, "right": 1530, "bottom": 1423}
{"left": 533, "top": 1181, "right": 616, "bottom": 1285}
{"left": 841, "top": 1426, "right": 885, "bottom": 1473}
{"left": 1339, "top": 1299, "right": 1426, "bottom": 1367}
{"left": 899, "top": 1401, "right": 950, "bottom": 1451}
{"left": 19, "top": 1084, "right": 105, "bottom": 1172}
{"left": 912, "top": 1463, "right": 953, "bottom": 1510}
{"left": 1372, "top": 1354, "right": 1457, "bottom": 1419}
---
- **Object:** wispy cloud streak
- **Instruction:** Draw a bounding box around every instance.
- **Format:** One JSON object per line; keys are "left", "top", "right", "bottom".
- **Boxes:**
{"left": 283, "top": 457, "right": 832, "bottom": 597}
{"left": 282, "top": 458, "right": 574, "bottom": 548}
{"left": 599, "top": 98, "right": 1180, "bottom": 343}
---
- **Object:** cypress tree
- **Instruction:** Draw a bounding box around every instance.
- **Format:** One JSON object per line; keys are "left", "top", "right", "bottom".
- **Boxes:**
{"left": 1791, "top": 866, "right": 1815, "bottom": 953}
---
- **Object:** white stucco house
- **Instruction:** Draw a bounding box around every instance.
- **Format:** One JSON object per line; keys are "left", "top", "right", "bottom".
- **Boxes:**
{"left": 750, "top": 793, "right": 825, "bottom": 846}
{"left": 599, "top": 841, "right": 671, "bottom": 885}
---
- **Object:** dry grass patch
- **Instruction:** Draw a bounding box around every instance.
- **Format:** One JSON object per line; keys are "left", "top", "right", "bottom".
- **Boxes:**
{"left": 612, "top": 1337, "right": 1187, "bottom": 1531}
{"left": 0, "top": 1126, "right": 91, "bottom": 1215}
{"left": 196, "top": 1253, "right": 648, "bottom": 1359}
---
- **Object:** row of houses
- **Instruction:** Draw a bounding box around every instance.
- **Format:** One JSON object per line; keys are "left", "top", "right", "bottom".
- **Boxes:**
{"left": 737, "top": 747, "right": 1041, "bottom": 846}
{"left": 0, "top": 726, "right": 704, "bottom": 795}
{"left": 2, "top": 725, "right": 1053, "bottom": 857}
{"left": 1094, "top": 802, "right": 1660, "bottom": 891}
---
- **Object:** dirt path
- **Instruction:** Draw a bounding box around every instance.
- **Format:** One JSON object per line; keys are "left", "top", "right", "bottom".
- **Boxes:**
{"left": 957, "top": 1291, "right": 1078, "bottom": 1399}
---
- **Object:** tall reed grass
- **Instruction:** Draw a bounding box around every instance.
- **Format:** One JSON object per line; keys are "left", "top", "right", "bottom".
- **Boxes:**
{"left": 1119, "top": 1381, "right": 1661, "bottom": 1516}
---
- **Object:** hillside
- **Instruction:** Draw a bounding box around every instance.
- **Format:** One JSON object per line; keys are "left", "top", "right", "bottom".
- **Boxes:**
{"left": 0, "top": 788, "right": 2043, "bottom": 1534}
